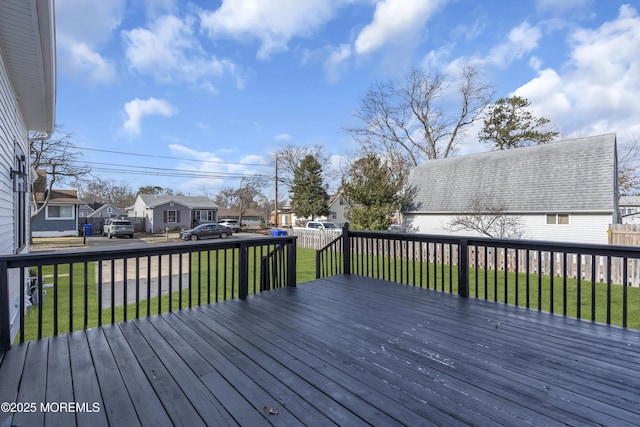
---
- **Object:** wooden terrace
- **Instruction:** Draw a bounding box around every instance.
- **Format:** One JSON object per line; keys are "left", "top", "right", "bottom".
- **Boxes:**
{"left": 1, "top": 273, "right": 639, "bottom": 426}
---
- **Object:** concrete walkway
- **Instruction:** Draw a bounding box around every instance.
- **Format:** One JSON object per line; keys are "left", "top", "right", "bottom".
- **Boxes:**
{"left": 97, "top": 254, "right": 191, "bottom": 308}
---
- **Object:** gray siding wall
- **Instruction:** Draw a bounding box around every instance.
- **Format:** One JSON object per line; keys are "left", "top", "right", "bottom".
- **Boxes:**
{"left": 1, "top": 44, "right": 31, "bottom": 343}
{"left": 151, "top": 203, "right": 191, "bottom": 233}
{"left": 31, "top": 203, "right": 78, "bottom": 235}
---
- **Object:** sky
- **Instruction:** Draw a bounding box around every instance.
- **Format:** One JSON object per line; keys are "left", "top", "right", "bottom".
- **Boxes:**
{"left": 53, "top": 0, "right": 640, "bottom": 198}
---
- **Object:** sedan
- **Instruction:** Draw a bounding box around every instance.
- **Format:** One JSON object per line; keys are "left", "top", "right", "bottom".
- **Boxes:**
{"left": 180, "top": 223, "right": 232, "bottom": 241}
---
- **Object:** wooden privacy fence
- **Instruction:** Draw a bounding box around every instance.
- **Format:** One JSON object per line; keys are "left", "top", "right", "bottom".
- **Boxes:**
{"left": 609, "top": 223, "right": 640, "bottom": 246}
{"left": 342, "top": 235, "right": 640, "bottom": 288}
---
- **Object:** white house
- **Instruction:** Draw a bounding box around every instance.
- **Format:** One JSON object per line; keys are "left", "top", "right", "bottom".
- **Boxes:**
{"left": 0, "top": 0, "right": 56, "bottom": 341}
{"left": 619, "top": 196, "right": 640, "bottom": 224}
{"left": 403, "top": 134, "right": 619, "bottom": 245}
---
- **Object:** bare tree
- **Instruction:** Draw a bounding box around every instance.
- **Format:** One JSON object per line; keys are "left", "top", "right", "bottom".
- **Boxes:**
{"left": 446, "top": 197, "right": 525, "bottom": 239}
{"left": 77, "top": 177, "right": 136, "bottom": 209}
{"left": 618, "top": 134, "right": 640, "bottom": 196}
{"left": 30, "top": 130, "right": 91, "bottom": 223}
{"left": 345, "top": 65, "right": 493, "bottom": 179}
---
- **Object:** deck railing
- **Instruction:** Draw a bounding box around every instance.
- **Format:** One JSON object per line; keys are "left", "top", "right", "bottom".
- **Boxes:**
{"left": 0, "top": 236, "right": 296, "bottom": 354}
{"left": 317, "top": 224, "right": 640, "bottom": 329}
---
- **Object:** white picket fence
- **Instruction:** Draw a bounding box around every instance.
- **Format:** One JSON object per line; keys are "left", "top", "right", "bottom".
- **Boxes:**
{"left": 289, "top": 228, "right": 342, "bottom": 250}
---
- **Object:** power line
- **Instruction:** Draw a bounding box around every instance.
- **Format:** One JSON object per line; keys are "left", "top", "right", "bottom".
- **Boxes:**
{"left": 80, "top": 146, "right": 273, "bottom": 168}
{"left": 78, "top": 160, "right": 270, "bottom": 179}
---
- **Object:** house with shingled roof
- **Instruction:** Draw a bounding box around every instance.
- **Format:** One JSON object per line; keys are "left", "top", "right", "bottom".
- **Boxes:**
{"left": 402, "top": 134, "right": 619, "bottom": 244}
{"left": 127, "top": 194, "right": 219, "bottom": 233}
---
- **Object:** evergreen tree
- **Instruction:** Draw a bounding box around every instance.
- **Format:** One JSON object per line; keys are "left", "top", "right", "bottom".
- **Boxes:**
{"left": 479, "top": 96, "right": 559, "bottom": 150}
{"left": 289, "top": 155, "right": 330, "bottom": 220}
{"left": 342, "top": 154, "right": 404, "bottom": 231}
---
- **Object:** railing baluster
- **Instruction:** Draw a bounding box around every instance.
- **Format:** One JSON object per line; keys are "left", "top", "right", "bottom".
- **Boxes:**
{"left": 623, "top": 257, "right": 628, "bottom": 328}
{"left": 135, "top": 257, "right": 140, "bottom": 319}
{"left": 591, "top": 255, "right": 596, "bottom": 321}
{"left": 69, "top": 263, "right": 74, "bottom": 333}
{"left": 607, "top": 256, "right": 612, "bottom": 325}
{"left": 53, "top": 264, "right": 58, "bottom": 336}
{"left": 123, "top": 258, "right": 128, "bottom": 322}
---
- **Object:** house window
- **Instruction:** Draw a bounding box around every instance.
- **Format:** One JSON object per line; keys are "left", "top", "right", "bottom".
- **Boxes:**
{"left": 195, "top": 210, "right": 212, "bottom": 222}
{"left": 167, "top": 210, "right": 177, "bottom": 223}
{"left": 46, "top": 205, "right": 74, "bottom": 220}
{"left": 546, "top": 214, "right": 569, "bottom": 225}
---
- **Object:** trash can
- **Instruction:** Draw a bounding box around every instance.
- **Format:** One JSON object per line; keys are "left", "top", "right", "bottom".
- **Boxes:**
{"left": 82, "top": 224, "right": 92, "bottom": 236}
{"left": 271, "top": 229, "right": 287, "bottom": 237}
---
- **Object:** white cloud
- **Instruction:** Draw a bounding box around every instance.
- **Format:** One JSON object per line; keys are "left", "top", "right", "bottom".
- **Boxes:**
{"left": 123, "top": 15, "right": 239, "bottom": 85}
{"left": 123, "top": 98, "right": 177, "bottom": 136}
{"left": 323, "top": 44, "right": 352, "bottom": 82}
{"left": 275, "top": 133, "right": 292, "bottom": 141}
{"left": 536, "top": 0, "right": 592, "bottom": 15}
{"left": 514, "top": 5, "right": 640, "bottom": 140}
{"left": 486, "top": 22, "right": 542, "bottom": 67}
{"left": 65, "top": 43, "right": 116, "bottom": 83}
{"left": 200, "top": 0, "right": 340, "bottom": 60}
{"left": 354, "top": 0, "right": 445, "bottom": 55}
{"left": 55, "top": 0, "right": 125, "bottom": 83}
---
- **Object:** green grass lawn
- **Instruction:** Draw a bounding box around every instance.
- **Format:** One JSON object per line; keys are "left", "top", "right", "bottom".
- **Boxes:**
{"left": 18, "top": 247, "right": 640, "bottom": 342}
{"left": 20, "top": 247, "right": 318, "bottom": 342}
{"left": 349, "top": 254, "right": 640, "bottom": 329}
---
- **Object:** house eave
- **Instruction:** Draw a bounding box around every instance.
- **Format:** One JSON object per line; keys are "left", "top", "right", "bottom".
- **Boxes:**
{"left": 0, "top": 0, "right": 56, "bottom": 134}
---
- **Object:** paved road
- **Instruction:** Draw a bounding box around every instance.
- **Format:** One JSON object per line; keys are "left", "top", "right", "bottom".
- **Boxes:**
{"left": 86, "top": 231, "right": 267, "bottom": 248}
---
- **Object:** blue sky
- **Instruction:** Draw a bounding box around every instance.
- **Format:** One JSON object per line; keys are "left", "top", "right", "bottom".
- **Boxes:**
{"left": 53, "top": 0, "right": 640, "bottom": 197}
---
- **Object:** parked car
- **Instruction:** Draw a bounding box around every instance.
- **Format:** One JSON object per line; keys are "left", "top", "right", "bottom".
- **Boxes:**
{"left": 305, "top": 221, "right": 337, "bottom": 230}
{"left": 180, "top": 223, "right": 232, "bottom": 241}
{"left": 218, "top": 219, "right": 241, "bottom": 232}
{"left": 100, "top": 218, "right": 112, "bottom": 235}
{"left": 103, "top": 219, "right": 134, "bottom": 239}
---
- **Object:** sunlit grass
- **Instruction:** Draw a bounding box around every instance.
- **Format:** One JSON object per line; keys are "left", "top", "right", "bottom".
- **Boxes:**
{"left": 19, "top": 247, "right": 317, "bottom": 342}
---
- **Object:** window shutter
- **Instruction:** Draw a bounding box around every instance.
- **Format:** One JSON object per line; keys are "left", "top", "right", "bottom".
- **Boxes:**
{"left": 163, "top": 210, "right": 167, "bottom": 223}
{"left": 177, "top": 210, "right": 181, "bottom": 222}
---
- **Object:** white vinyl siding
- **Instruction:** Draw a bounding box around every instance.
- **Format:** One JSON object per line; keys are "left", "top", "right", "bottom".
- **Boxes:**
{"left": 405, "top": 212, "right": 613, "bottom": 245}
{"left": 1, "top": 39, "right": 32, "bottom": 344}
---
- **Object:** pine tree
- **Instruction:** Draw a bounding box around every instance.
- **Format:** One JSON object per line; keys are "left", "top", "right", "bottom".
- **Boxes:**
{"left": 342, "top": 154, "right": 404, "bottom": 230}
{"left": 479, "top": 96, "right": 559, "bottom": 150}
{"left": 290, "top": 155, "right": 330, "bottom": 220}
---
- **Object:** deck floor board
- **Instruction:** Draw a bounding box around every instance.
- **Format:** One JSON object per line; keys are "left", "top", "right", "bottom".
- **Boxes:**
{"left": 1, "top": 274, "right": 639, "bottom": 426}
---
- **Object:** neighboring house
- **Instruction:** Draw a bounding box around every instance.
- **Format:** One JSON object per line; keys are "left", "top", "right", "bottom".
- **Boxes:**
{"left": 327, "top": 193, "right": 349, "bottom": 226}
{"left": 86, "top": 203, "right": 127, "bottom": 219}
{"left": 31, "top": 171, "right": 82, "bottom": 237}
{"left": 270, "top": 206, "right": 293, "bottom": 228}
{"left": 403, "top": 134, "right": 619, "bottom": 245}
{"left": 77, "top": 203, "right": 94, "bottom": 219}
{"left": 0, "top": 0, "right": 56, "bottom": 341}
{"left": 217, "top": 207, "right": 264, "bottom": 228}
{"left": 128, "top": 194, "right": 219, "bottom": 233}
{"left": 619, "top": 196, "right": 640, "bottom": 224}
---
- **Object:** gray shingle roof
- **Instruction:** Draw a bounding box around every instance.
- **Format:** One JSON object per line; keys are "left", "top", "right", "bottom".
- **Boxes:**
{"left": 139, "top": 194, "right": 219, "bottom": 209}
{"left": 405, "top": 134, "right": 617, "bottom": 213}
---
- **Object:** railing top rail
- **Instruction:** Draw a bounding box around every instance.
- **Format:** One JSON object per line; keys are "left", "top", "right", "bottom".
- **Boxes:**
{"left": 347, "top": 230, "right": 640, "bottom": 258}
{"left": 0, "top": 236, "right": 297, "bottom": 268}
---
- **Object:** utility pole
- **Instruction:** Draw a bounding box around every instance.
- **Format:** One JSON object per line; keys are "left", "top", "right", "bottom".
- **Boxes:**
{"left": 274, "top": 154, "right": 278, "bottom": 228}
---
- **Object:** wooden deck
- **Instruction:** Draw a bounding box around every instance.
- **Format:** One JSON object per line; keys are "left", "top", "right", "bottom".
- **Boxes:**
{"left": 1, "top": 274, "right": 639, "bottom": 426}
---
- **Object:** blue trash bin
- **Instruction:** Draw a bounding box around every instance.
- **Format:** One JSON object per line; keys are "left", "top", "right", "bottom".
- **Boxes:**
{"left": 271, "top": 229, "right": 287, "bottom": 237}
{"left": 82, "top": 224, "right": 92, "bottom": 236}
